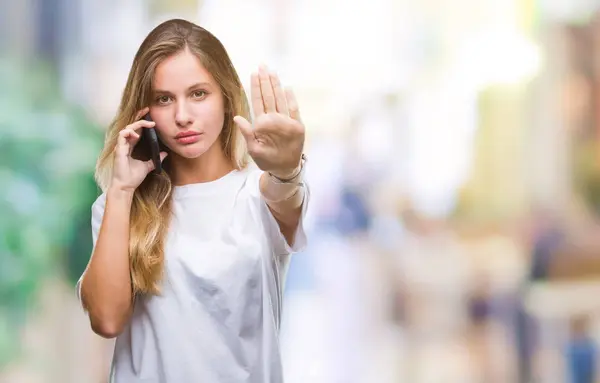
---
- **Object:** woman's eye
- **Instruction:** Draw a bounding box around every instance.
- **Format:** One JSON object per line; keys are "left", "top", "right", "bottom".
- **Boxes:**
{"left": 156, "top": 96, "right": 171, "bottom": 104}
{"left": 192, "top": 90, "right": 207, "bottom": 99}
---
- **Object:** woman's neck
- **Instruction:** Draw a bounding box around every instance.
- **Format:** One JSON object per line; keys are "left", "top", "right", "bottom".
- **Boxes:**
{"left": 169, "top": 144, "right": 234, "bottom": 186}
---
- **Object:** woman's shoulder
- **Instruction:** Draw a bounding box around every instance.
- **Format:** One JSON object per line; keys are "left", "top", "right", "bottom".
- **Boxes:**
{"left": 242, "top": 162, "right": 262, "bottom": 179}
{"left": 238, "top": 163, "right": 263, "bottom": 195}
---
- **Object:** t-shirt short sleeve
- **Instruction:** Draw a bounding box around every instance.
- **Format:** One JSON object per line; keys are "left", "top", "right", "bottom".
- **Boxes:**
{"left": 76, "top": 193, "right": 106, "bottom": 305}
{"left": 245, "top": 167, "right": 309, "bottom": 256}
{"left": 90, "top": 193, "right": 106, "bottom": 248}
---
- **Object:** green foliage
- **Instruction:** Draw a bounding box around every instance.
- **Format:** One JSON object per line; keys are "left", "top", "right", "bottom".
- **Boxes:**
{"left": 0, "top": 58, "right": 103, "bottom": 366}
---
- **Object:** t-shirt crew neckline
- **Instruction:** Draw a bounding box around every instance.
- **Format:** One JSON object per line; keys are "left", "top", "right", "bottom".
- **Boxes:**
{"left": 171, "top": 168, "right": 243, "bottom": 199}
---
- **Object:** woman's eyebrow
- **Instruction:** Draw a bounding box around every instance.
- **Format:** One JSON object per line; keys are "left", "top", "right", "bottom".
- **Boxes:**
{"left": 153, "top": 82, "right": 213, "bottom": 94}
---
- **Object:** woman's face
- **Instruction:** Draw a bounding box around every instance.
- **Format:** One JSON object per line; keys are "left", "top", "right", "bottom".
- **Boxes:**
{"left": 150, "top": 48, "right": 225, "bottom": 159}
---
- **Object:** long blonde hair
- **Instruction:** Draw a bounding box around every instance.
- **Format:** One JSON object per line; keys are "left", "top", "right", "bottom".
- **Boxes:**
{"left": 95, "top": 19, "right": 250, "bottom": 295}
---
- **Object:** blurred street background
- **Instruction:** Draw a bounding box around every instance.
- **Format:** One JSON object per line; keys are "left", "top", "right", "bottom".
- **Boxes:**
{"left": 4, "top": 0, "right": 600, "bottom": 382}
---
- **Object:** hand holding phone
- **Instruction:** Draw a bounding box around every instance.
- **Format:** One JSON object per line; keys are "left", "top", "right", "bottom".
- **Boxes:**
{"left": 110, "top": 109, "right": 166, "bottom": 192}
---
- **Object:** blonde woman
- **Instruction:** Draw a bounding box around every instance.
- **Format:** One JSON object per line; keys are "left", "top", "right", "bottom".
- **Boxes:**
{"left": 77, "top": 19, "right": 308, "bottom": 383}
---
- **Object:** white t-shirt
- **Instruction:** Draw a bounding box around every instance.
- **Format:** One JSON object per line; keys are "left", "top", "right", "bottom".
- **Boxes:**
{"left": 77, "top": 165, "right": 309, "bottom": 382}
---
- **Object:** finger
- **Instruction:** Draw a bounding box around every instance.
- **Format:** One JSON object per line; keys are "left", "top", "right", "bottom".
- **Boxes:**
{"left": 250, "top": 73, "right": 264, "bottom": 118}
{"left": 146, "top": 152, "right": 169, "bottom": 173}
{"left": 145, "top": 158, "right": 156, "bottom": 173}
{"left": 259, "top": 65, "right": 276, "bottom": 113}
{"left": 120, "top": 128, "right": 140, "bottom": 141}
{"left": 116, "top": 130, "right": 129, "bottom": 156}
{"left": 270, "top": 71, "right": 288, "bottom": 115}
{"left": 118, "top": 129, "right": 141, "bottom": 155}
{"left": 128, "top": 119, "right": 156, "bottom": 133}
{"left": 285, "top": 87, "right": 302, "bottom": 122}
{"left": 159, "top": 151, "right": 168, "bottom": 162}
{"left": 134, "top": 107, "right": 150, "bottom": 121}
{"left": 233, "top": 116, "right": 255, "bottom": 144}
{"left": 128, "top": 130, "right": 141, "bottom": 140}
{"left": 117, "top": 128, "right": 139, "bottom": 146}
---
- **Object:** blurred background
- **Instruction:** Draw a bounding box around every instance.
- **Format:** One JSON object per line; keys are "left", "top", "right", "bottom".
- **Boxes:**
{"left": 4, "top": 0, "right": 600, "bottom": 382}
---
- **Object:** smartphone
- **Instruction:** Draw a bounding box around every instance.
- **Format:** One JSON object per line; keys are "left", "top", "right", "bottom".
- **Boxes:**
{"left": 141, "top": 113, "right": 162, "bottom": 174}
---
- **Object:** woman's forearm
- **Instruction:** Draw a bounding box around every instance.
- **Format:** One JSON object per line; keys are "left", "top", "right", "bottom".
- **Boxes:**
{"left": 80, "top": 187, "right": 135, "bottom": 338}
{"left": 259, "top": 172, "right": 305, "bottom": 245}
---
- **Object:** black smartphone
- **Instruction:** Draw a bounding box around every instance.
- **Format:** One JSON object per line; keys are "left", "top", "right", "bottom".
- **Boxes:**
{"left": 142, "top": 113, "right": 162, "bottom": 174}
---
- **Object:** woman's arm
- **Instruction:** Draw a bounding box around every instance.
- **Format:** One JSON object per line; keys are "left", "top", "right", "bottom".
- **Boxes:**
{"left": 259, "top": 162, "right": 306, "bottom": 246}
{"left": 80, "top": 187, "right": 135, "bottom": 338}
{"left": 234, "top": 65, "right": 308, "bottom": 247}
{"left": 80, "top": 108, "right": 164, "bottom": 338}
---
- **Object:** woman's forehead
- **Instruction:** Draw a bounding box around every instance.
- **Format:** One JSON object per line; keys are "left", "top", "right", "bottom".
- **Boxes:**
{"left": 153, "top": 50, "right": 217, "bottom": 92}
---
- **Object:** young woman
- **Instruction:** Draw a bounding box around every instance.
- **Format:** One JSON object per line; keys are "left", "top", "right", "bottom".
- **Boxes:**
{"left": 77, "top": 18, "right": 309, "bottom": 382}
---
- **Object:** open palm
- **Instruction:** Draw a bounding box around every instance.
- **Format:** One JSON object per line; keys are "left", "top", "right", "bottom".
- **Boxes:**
{"left": 234, "top": 66, "right": 305, "bottom": 179}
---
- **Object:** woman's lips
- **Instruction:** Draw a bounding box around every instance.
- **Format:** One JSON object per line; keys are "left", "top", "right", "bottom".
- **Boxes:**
{"left": 175, "top": 132, "right": 202, "bottom": 144}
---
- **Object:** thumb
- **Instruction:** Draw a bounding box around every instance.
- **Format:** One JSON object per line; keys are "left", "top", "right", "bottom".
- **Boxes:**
{"left": 145, "top": 152, "right": 168, "bottom": 173}
{"left": 233, "top": 116, "right": 254, "bottom": 142}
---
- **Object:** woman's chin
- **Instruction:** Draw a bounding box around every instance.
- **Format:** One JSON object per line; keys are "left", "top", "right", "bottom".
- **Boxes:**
{"left": 171, "top": 144, "right": 209, "bottom": 160}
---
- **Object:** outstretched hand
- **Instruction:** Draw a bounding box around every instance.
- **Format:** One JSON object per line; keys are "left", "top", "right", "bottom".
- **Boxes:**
{"left": 234, "top": 65, "right": 305, "bottom": 179}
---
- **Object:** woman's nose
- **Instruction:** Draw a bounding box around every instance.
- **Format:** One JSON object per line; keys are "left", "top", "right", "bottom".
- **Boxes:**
{"left": 175, "top": 102, "right": 193, "bottom": 127}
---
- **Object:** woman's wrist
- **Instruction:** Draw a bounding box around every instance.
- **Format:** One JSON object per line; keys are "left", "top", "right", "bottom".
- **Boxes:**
{"left": 269, "top": 167, "right": 300, "bottom": 182}
{"left": 107, "top": 184, "right": 136, "bottom": 202}
{"left": 261, "top": 181, "right": 304, "bottom": 206}
{"left": 267, "top": 154, "right": 306, "bottom": 184}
